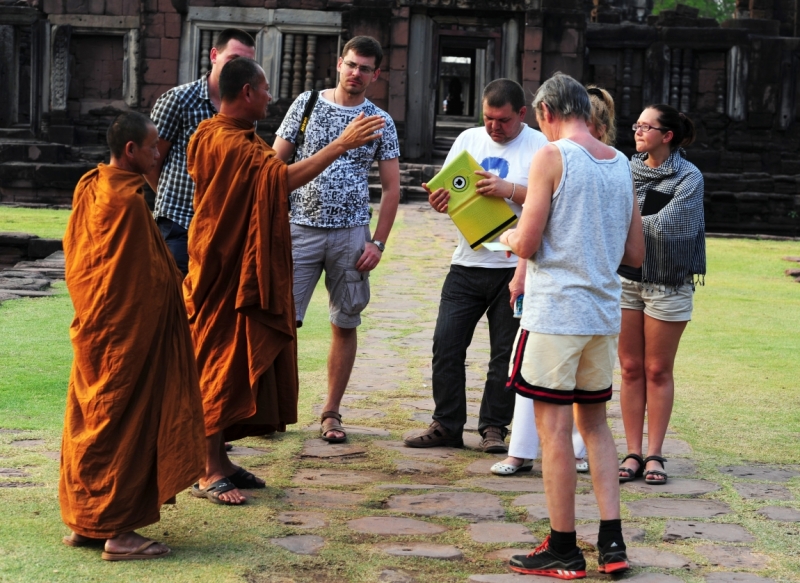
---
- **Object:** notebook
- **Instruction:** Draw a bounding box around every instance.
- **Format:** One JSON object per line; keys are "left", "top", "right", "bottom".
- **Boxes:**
{"left": 640, "top": 189, "right": 673, "bottom": 216}
{"left": 427, "top": 151, "right": 518, "bottom": 249}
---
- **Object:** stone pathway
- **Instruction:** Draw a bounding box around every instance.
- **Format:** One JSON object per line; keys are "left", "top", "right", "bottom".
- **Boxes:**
{"left": 243, "top": 204, "right": 798, "bottom": 581}
{"left": 2, "top": 205, "right": 799, "bottom": 582}
{"left": 0, "top": 249, "right": 64, "bottom": 305}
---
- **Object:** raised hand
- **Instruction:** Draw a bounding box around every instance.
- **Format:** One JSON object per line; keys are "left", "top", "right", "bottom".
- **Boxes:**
{"left": 336, "top": 112, "right": 386, "bottom": 151}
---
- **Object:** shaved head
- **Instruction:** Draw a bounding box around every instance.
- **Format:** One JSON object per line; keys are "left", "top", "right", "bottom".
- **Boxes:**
{"left": 219, "top": 57, "right": 264, "bottom": 102}
{"left": 107, "top": 112, "right": 155, "bottom": 158}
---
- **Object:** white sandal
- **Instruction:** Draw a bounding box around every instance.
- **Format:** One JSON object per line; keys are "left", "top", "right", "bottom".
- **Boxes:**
{"left": 576, "top": 458, "right": 589, "bottom": 473}
{"left": 490, "top": 459, "right": 534, "bottom": 476}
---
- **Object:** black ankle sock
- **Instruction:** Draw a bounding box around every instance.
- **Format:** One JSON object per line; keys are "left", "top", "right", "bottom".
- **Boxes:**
{"left": 598, "top": 519, "right": 625, "bottom": 550}
{"left": 549, "top": 528, "right": 577, "bottom": 555}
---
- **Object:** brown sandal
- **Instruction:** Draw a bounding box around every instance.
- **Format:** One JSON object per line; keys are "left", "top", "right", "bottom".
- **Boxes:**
{"left": 320, "top": 411, "right": 347, "bottom": 443}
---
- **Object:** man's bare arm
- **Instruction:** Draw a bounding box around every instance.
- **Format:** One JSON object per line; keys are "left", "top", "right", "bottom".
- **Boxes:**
{"left": 354, "top": 157, "right": 400, "bottom": 272}
{"left": 272, "top": 136, "right": 295, "bottom": 163}
{"left": 371, "top": 157, "right": 400, "bottom": 243}
{"left": 499, "top": 145, "right": 562, "bottom": 259}
{"left": 286, "top": 113, "right": 385, "bottom": 192}
{"left": 143, "top": 138, "right": 172, "bottom": 192}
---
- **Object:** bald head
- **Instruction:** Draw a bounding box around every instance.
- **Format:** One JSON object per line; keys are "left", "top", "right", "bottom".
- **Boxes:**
{"left": 219, "top": 57, "right": 264, "bottom": 102}
{"left": 107, "top": 112, "right": 154, "bottom": 158}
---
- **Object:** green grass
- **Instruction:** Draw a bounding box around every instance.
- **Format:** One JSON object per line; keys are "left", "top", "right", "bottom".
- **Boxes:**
{"left": 0, "top": 231, "right": 798, "bottom": 582}
{"left": 0, "top": 207, "right": 72, "bottom": 239}
{"left": 674, "top": 238, "right": 800, "bottom": 463}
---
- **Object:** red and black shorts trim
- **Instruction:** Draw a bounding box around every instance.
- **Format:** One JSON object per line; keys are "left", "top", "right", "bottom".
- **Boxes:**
{"left": 505, "top": 329, "right": 614, "bottom": 405}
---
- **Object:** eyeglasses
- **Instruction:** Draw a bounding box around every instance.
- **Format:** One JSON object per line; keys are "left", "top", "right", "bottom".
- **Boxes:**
{"left": 341, "top": 60, "right": 376, "bottom": 75}
{"left": 632, "top": 123, "right": 667, "bottom": 133}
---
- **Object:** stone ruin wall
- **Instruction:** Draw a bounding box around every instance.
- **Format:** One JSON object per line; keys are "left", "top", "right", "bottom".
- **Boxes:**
{"left": 1, "top": 0, "right": 799, "bottom": 235}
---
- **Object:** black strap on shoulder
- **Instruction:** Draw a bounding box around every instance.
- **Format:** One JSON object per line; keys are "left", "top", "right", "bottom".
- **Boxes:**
{"left": 291, "top": 90, "right": 319, "bottom": 163}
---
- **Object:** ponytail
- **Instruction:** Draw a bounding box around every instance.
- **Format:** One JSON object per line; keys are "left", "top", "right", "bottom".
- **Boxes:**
{"left": 647, "top": 103, "right": 695, "bottom": 150}
{"left": 586, "top": 85, "right": 617, "bottom": 146}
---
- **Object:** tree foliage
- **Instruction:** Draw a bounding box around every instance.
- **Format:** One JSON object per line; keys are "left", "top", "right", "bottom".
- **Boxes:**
{"left": 652, "top": 0, "right": 736, "bottom": 22}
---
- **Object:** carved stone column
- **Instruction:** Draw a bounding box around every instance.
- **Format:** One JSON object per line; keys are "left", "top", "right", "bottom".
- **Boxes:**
{"left": 280, "top": 32, "right": 293, "bottom": 99}
{"left": 622, "top": 48, "right": 633, "bottom": 117}
{"left": 680, "top": 49, "right": 692, "bottom": 112}
{"left": 50, "top": 24, "right": 71, "bottom": 112}
{"left": 669, "top": 48, "right": 681, "bottom": 109}
{"left": 0, "top": 25, "right": 15, "bottom": 127}
{"left": 304, "top": 34, "right": 316, "bottom": 92}
{"left": 291, "top": 34, "right": 305, "bottom": 99}
{"left": 199, "top": 30, "right": 212, "bottom": 77}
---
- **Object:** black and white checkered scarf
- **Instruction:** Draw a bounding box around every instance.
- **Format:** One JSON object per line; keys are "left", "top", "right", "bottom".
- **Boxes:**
{"left": 630, "top": 148, "right": 706, "bottom": 288}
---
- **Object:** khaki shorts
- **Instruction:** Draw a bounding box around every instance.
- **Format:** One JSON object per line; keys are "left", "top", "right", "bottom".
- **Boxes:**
{"left": 506, "top": 329, "right": 617, "bottom": 405}
{"left": 291, "top": 224, "right": 371, "bottom": 328}
{"left": 620, "top": 276, "right": 694, "bottom": 322}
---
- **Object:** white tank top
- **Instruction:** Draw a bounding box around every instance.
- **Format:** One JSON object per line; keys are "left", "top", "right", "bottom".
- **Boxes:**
{"left": 521, "top": 139, "right": 633, "bottom": 336}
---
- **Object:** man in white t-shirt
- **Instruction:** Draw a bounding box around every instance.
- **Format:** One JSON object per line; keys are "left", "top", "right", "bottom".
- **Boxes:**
{"left": 404, "top": 79, "right": 548, "bottom": 452}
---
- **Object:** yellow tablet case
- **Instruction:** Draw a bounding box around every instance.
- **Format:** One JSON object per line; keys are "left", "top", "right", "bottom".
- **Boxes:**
{"left": 427, "top": 151, "right": 518, "bottom": 249}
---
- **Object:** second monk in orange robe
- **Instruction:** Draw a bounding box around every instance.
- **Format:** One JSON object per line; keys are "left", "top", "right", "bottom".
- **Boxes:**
{"left": 185, "top": 57, "right": 386, "bottom": 504}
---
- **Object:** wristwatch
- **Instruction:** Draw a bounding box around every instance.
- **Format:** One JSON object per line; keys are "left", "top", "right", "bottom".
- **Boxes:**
{"left": 371, "top": 239, "right": 386, "bottom": 252}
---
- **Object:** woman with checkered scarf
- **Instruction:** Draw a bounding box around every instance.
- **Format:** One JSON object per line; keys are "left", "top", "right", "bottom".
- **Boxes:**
{"left": 617, "top": 104, "right": 706, "bottom": 486}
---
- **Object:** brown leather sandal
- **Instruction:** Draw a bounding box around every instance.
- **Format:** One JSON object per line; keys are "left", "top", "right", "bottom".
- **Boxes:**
{"left": 320, "top": 411, "right": 347, "bottom": 443}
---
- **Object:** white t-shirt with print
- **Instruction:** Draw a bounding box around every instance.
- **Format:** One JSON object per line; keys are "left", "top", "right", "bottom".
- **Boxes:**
{"left": 444, "top": 125, "right": 548, "bottom": 268}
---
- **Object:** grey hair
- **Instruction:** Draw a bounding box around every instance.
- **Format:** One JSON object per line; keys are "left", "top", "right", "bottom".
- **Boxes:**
{"left": 532, "top": 72, "right": 591, "bottom": 122}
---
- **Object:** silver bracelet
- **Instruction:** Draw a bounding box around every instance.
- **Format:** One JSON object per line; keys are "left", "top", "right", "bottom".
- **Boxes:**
{"left": 507, "top": 183, "right": 516, "bottom": 202}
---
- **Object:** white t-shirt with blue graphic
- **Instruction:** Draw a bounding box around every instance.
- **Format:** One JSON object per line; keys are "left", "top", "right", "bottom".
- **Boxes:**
{"left": 444, "top": 124, "right": 548, "bottom": 268}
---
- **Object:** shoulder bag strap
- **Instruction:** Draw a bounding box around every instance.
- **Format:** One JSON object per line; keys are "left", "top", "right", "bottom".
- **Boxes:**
{"left": 291, "top": 90, "right": 319, "bottom": 164}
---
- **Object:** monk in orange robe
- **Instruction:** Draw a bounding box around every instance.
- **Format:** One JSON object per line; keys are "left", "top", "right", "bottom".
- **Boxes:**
{"left": 185, "top": 57, "right": 385, "bottom": 504}
{"left": 60, "top": 112, "right": 205, "bottom": 559}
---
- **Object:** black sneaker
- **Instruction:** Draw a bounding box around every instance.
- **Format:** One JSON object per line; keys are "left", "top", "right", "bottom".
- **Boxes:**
{"left": 597, "top": 539, "right": 629, "bottom": 574}
{"left": 509, "top": 536, "right": 587, "bottom": 580}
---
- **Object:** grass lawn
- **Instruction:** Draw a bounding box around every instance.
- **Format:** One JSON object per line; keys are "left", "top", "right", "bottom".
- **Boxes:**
{"left": 0, "top": 231, "right": 798, "bottom": 582}
{"left": 0, "top": 207, "right": 72, "bottom": 239}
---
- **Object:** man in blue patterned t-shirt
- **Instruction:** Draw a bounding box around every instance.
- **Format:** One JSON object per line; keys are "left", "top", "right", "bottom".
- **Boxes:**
{"left": 146, "top": 29, "right": 255, "bottom": 274}
{"left": 274, "top": 35, "right": 400, "bottom": 444}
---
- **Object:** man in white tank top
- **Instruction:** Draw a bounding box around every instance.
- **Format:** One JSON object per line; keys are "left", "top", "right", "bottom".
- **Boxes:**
{"left": 499, "top": 73, "right": 644, "bottom": 579}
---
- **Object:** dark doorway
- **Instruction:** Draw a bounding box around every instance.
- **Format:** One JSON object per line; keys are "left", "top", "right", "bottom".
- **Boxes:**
{"left": 433, "top": 33, "right": 500, "bottom": 161}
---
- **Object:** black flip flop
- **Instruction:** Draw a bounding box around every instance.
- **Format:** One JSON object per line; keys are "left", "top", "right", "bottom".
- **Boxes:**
{"left": 227, "top": 467, "right": 266, "bottom": 489}
{"left": 191, "top": 478, "right": 245, "bottom": 505}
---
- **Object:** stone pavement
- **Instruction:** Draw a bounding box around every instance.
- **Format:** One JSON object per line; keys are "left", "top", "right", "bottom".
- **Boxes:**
{"left": 0, "top": 249, "right": 64, "bottom": 305}
{"left": 2, "top": 204, "right": 799, "bottom": 581}
{"left": 265, "top": 204, "right": 798, "bottom": 582}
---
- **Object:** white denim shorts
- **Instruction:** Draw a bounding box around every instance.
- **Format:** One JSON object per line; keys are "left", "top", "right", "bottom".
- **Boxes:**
{"left": 620, "top": 276, "right": 694, "bottom": 322}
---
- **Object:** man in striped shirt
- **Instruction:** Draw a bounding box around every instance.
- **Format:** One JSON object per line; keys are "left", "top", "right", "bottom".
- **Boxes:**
{"left": 146, "top": 28, "right": 256, "bottom": 274}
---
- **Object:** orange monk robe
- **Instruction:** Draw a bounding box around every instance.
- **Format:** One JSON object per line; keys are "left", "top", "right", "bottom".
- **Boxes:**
{"left": 59, "top": 164, "right": 206, "bottom": 539}
{"left": 185, "top": 114, "right": 298, "bottom": 440}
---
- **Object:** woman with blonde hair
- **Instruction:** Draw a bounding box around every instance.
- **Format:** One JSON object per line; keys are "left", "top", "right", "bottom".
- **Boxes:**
{"left": 491, "top": 84, "right": 618, "bottom": 476}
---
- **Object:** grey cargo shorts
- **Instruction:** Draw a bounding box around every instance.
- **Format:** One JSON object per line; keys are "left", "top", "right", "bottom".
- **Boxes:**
{"left": 291, "top": 223, "right": 371, "bottom": 328}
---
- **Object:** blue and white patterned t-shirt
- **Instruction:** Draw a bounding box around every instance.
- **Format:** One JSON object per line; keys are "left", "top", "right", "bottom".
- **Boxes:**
{"left": 276, "top": 91, "right": 400, "bottom": 229}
